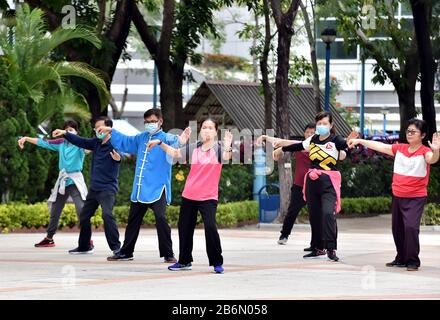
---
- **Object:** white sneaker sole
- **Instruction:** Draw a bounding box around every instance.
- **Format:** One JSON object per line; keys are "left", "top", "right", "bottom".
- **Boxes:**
{"left": 69, "top": 249, "right": 94, "bottom": 255}
{"left": 277, "top": 240, "right": 288, "bottom": 245}
{"left": 168, "top": 267, "right": 192, "bottom": 271}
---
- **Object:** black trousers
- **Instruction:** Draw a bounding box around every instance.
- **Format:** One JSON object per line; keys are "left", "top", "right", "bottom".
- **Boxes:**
{"left": 305, "top": 174, "right": 338, "bottom": 250}
{"left": 78, "top": 189, "right": 120, "bottom": 251}
{"left": 178, "top": 197, "right": 223, "bottom": 266}
{"left": 392, "top": 196, "right": 427, "bottom": 267}
{"left": 280, "top": 185, "right": 308, "bottom": 239}
{"left": 120, "top": 191, "right": 174, "bottom": 257}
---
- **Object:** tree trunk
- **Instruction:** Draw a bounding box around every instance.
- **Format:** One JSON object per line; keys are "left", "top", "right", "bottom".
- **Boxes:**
{"left": 172, "top": 65, "right": 186, "bottom": 129}
{"left": 261, "top": 0, "right": 273, "bottom": 130}
{"left": 300, "top": 0, "right": 321, "bottom": 112}
{"left": 157, "top": 62, "right": 177, "bottom": 130}
{"left": 410, "top": 0, "right": 437, "bottom": 139}
{"left": 270, "top": 0, "right": 300, "bottom": 222}
{"left": 275, "top": 25, "right": 293, "bottom": 223}
{"left": 397, "top": 87, "right": 417, "bottom": 142}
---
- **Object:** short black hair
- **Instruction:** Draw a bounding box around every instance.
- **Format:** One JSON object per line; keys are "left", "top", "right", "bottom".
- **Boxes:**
{"left": 63, "top": 120, "right": 79, "bottom": 131}
{"left": 303, "top": 123, "right": 316, "bottom": 131}
{"left": 315, "top": 111, "right": 336, "bottom": 134}
{"left": 407, "top": 118, "right": 427, "bottom": 135}
{"left": 200, "top": 118, "right": 219, "bottom": 131}
{"left": 144, "top": 109, "right": 163, "bottom": 119}
{"left": 94, "top": 116, "right": 113, "bottom": 128}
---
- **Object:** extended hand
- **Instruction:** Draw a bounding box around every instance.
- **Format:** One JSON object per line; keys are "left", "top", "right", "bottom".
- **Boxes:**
{"left": 52, "top": 129, "right": 66, "bottom": 137}
{"left": 146, "top": 139, "right": 162, "bottom": 150}
{"left": 179, "top": 127, "right": 191, "bottom": 145}
{"left": 17, "top": 137, "right": 27, "bottom": 149}
{"left": 110, "top": 149, "right": 121, "bottom": 161}
{"left": 273, "top": 147, "right": 283, "bottom": 161}
{"left": 428, "top": 132, "right": 440, "bottom": 151}
{"left": 347, "top": 138, "right": 361, "bottom": 149}
{"left": 97, "top": 126, "right": 112, "bottom": 135}
{"left": 223, "top": 130, "right": 233, "bottom": 149}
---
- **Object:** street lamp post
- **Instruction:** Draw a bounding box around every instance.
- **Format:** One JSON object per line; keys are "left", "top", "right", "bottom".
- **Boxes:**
{"left": 321, "top": 28, "right": 336, "bottom": 112}
{"left": 360, "top": 49, "right": 366, "bottom": 137}
{"left": 380, "top": 106, "right": 390, "bottom": 136}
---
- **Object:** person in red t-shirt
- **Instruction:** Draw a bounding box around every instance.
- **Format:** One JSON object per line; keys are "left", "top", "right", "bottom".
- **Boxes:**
{"left": 348, "top": 118, "right": 440, "bottom": 271}
{"left": 147, "top": 118, "right": 233, "bottom": 274}
{"left": 259, "top": 123, "right": 316, "bottom": 249}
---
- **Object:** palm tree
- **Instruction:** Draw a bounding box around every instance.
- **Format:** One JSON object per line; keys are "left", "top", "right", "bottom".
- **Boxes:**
{"left": 0, "top": 4, "right": 110, "bottom": 123}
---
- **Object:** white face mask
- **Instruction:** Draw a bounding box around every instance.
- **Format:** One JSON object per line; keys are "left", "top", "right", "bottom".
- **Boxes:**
{"left": 145, "top": 122, "right": 159, "bottom": 134}
{"left": 66, "top": 129, "right": 77, "bottom": 135}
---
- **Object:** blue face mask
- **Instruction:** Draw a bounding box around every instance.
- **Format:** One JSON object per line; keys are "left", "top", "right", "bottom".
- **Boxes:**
{"left": 145, "top": 123, "right": 159, "bottom": 134}
{"left": 95, "top": 132, "right": 107, "bottom": 140}
{"left": 316, "top": 125, "right": 330, "bottom": 136}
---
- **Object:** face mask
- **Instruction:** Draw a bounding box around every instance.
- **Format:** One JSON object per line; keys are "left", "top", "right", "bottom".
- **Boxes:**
{"left": 316, "top": 125, "right": 330, "bottom": 136}
{"left": 95, "top": 131, "right": 107, "bottom": 140}
{"left": 67, "top": 130, "right": 77, "bottom": 135}
{"left": 145, "top": 123, "right": 159, "bottom": 134}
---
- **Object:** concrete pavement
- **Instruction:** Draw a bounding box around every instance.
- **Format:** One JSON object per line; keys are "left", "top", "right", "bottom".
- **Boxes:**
{"left": 0, "top": 214, "right": 439, "bottom": 300}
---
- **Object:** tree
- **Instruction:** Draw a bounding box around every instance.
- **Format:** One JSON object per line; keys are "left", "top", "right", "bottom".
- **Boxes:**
{"left": 0, "top": 4, "right": 109, "bottom": 124}
{"left": 27, "top": 0, "right": 134, "bottom": 119}
{"left": 299, "top": 0, "right": 320, "bottom": 112}
{"left": 320, "top": 0, "right": 427, "bottom": 141}
{"left": 270, "top": 0, "right": 301, "bottom": 221}
{"left": 410, "top": 0, "right": 439, "bottom": 139}
{"left": 237, "top": 0, "right": 275, "bottom": 130}
{"left": 132, "top": 0, "right": 233, "bottom": 130}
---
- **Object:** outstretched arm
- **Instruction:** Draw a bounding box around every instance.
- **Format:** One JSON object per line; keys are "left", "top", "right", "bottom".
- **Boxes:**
{"left": 18, "top": 136, "right": 60, "bottom": 151}
{"left": 348, "top": 139, "right": 394, "bottom": 156}
{"left": 97, "top": 126, "right": 139, "bottom": 154}
{"left": 52, "top": 130, "right": 96, "bottom": 150}
{"left": 147, "top": 140, "right": 182, "bottom": 158}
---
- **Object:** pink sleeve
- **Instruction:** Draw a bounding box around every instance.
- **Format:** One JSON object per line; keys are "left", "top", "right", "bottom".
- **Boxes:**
{"left": 47, "top": 138, "right": 65, "bottom": 145}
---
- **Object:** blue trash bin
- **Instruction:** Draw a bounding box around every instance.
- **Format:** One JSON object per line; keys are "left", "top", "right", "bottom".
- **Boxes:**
{"left": 258, "top": 184, "right": 280, "bottom": 223}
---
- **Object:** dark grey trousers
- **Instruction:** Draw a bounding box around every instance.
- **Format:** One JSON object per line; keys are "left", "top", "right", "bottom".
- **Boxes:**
{"left": 47, "top": 184, "right": 84, "bottom": 238}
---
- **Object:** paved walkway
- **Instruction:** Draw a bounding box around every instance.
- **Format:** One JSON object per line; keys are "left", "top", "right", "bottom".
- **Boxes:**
{"left": 0, "top": 215, "right": 439, "bottom": 300}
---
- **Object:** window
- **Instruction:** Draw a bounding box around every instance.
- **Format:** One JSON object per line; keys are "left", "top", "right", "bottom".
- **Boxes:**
{"left": 317, "top": 41, "right": 357, "bottom": 60}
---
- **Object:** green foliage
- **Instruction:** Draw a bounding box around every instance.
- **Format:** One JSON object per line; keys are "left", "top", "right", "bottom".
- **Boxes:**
{"left": 0, "top": 200, "right": 260, "bottom": 233}
{"left": 289, "top": 55, "right": 313, "bottom": 87}
{"left": 0, "top": 57, "right": 49, "bottom": 203}
{"left": 299, "top": 196, "right": 393, "bottom": 216}
{"left": 0, "top": 4, "right": 109, "bottom": 124}
{"left": 422, "top": 203, "right": 440, "bottom": 226}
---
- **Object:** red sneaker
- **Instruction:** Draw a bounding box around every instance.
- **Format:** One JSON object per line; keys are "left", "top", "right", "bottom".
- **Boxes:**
{"left": 35, "top": 237, "right": 55, "bottom": 247}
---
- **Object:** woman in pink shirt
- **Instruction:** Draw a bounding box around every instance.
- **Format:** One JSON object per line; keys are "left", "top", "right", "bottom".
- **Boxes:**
{"left": 349, "top": 118, "right": 440, "bottom": 271}
{"left": 147, "top": 119, "right": 233, "bottom": 274}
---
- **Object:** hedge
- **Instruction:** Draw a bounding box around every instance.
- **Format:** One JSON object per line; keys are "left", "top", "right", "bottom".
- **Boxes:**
{"left": 1, "top": 197, "right": 439, "bottom": 233}
{"left": 0, "top": 201, "right": 259, "bottom": 233}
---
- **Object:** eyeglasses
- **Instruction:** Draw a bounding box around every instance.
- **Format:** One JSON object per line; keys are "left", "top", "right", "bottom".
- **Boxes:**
{"left": 406, "top": 130, "right": 420, "bottom": 136}
{"left": 144, "top": 120, "right": 159, "bottom": 124}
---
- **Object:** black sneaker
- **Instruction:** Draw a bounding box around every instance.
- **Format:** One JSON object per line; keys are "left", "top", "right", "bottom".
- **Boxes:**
{"left": 68, "top": 246, "right": 94, "bottom": 255}
{"left": 107, "top": 252, "right": 134, "bottom": 261}
{"left": 327, "top": 249, "right": 339, "bottom": 262}
{"left": 277, "top": 236, "right": 288, "bottom": 245}
{"left": 35, "top": 237, "right": 55, "bottom": 248}
{"left": 303, "top": 246, "right": 313, "bottom": 252}
{"left": 164, "top": 256, "right": 177, "bottom": 263}
{"left": 385, "top": 260, "right": 406, "bottom": 268}
{"left": 406, "top": 264, "right": 419, "bottom": 271}
{"left": 303, "top": 249, "right": 326, "bottom": 259}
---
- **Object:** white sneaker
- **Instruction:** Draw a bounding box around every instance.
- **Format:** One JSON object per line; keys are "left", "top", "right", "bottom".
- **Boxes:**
{"left": 277, "top": 237, "right": 288, "bottom": 245}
